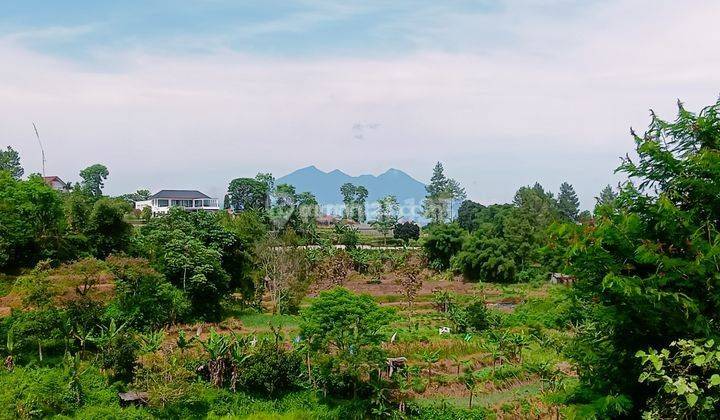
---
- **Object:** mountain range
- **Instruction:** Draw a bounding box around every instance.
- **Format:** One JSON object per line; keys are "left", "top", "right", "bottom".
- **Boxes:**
{"left": 276, "top": 166, "right": 427, "bottom": 206}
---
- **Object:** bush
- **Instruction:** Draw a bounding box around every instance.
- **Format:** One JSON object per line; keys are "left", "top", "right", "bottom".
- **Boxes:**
{"left": 466, "top": 300, "right": 490, "bottom": 332}
{"left": 99, "top": 328, "right": 139, "bottom": 382}
{"left": 452, "top": 234, "right": 516, "bottom": 282}
{"left": 394, "top": 221, "right": 420, "bottom": 244}
{"left": 0, "top": 364, "right": 119, "bottom": 419}
{"left": 422, "top": 223, "right": 465, "bottom": 270}
{"left": 236, "top": 338, "right": 303, "bottom": 396}
{"left": 106, "top": 256, "right": 190, "bottom": 329}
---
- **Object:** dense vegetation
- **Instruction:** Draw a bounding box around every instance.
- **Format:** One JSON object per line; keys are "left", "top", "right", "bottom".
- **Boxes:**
{"left": 0, "top": 97, "right": 718, "bottom": 418}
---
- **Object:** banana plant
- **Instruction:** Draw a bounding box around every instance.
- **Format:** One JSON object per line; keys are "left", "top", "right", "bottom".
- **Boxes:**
{"left": 139, "top": 329, "right": 166, "bottom": 353}
{"left": 418, "top": 349, "right": 440, "bottom": 383}
{"left": 176, "top": 330, "right": 197, "bottom": 353}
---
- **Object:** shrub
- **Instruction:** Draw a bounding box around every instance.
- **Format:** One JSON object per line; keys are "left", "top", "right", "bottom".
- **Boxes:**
{"left": 452, "top": 234, "right": 516, "bottom": 282}
{"left": 465, "top": 300, "right": 490, "bottom": 332}
{"left": 394, "top": 221, "right": 420, "bottom": 244}
{"left": 422, "top": 223, "right": 465, "bottom": 270}
{"left": 106, "top": 256, "right": 190, "bottom": 329}
{"left": 236, "top": 338, "right": 303, "bottom": 396}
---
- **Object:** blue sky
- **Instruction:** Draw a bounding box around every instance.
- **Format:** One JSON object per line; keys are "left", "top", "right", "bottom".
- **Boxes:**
{"left": 2, "top": 0, "right": 719, "bottom": 208}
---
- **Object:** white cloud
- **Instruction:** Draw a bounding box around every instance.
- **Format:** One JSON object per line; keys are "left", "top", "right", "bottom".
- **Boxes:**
{"left": 0, "top": 0, "right": 718, "bottom": 208}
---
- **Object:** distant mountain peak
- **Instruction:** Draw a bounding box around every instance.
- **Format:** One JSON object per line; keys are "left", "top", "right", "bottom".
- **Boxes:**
{"left": 276, "top": 166, "right": 426, "bottom": 207}
{"left": 328, "top": 169, "right": 348, "bottom": 176}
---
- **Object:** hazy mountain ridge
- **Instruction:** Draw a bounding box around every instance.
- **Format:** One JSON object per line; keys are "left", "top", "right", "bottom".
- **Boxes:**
{"left": 276, "top": 166, "right": 426, "bottom": 205}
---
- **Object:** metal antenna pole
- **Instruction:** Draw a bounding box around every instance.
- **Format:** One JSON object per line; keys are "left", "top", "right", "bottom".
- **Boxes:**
{"left": 32, "top": 123, "right": 46, "bottom": 176}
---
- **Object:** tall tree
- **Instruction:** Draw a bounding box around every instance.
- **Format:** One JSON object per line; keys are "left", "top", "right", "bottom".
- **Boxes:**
{"left": 0, "top": 146, "right": 23, "bottom": 179}
{"left": 340, "top": 183, "right": 356, "bottom": 220}
{"left": 557, "top": 182, "right": 580, "bottom": 221}
{"left": 79, "top": 164, "right": 109, "bottom": 197}
{"left": 296, "top": 191, "right": 319, "bottom": 224}
{"left": 255, "top": 172, "right": 275, "bottom": 208}
{"left": 596, "top": 184, "right": 618, "bottom": 207}
{"left": 457, "top": 200, "right": 484, "bottom": 232}
{"left": 423, "top": 162, "right": 450, "bottom": 224}
{"left": 354, "top": 185, "right": 368, "bottom": 223}
{"left": 269, "top": 183, "right": 297, "bottom": 230}
{"left": 227, "top": 178, "right": 268, "bottom": 212}
{"left": 371, "top": 195, "right": 399, "bottom": 244}
{"left": 0, "top": 173, "right": 63, "bottom": 269}
{"left": 447, "top": 178, "right": 467, "bottom": 221}
{"left": 563, "top": 99, "right": 720, "bottom": 416}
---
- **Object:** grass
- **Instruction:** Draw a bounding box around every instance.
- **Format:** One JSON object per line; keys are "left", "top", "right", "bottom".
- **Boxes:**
{"left": 0, "top": 274, "right": 14, "bottom": 297}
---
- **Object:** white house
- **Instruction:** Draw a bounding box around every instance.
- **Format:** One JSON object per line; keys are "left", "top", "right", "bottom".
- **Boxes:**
{"left": 135, "top": 190, "right": 220, "bottom": 214}
{"left": 43, "top": 176, "right": 69, "bottom": 191}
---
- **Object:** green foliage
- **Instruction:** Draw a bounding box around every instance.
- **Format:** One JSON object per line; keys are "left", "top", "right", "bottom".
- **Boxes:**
{"left": 557, "top": 182, "right": 580, "bottom": 221}
{"left": 0, "top": 145, "right": 23, "bottom": 179}
{"left": 465, "top": 300, "right": 490, "bottom": 332}
{"left": 333, "top": 223, "right": 359, "bottom": 249}
{"left": 562, "top": 99, "right": 720, "bottom": 414}
{"left": 370, "top": 195, "right": 399, "bottom": 244}
{"left": 457, "top": 200, "right": 484, "bottom": 231}
{"left": 393, "top": 221, "right": 420, "bottom": 244}
{"left": 636, "top": 339, "right": 720, "bottom": 418}
{"left": 422, "top": 223, "right": 465, "bottom": 270}
{"left": 0, "top": 364, "right": 120, "bottom": 418}
{"left": 423, "top": 161, "right": 466, "bottom": 224}
{"left": 79, "top": 164, "right": 109, "bottom": 197}
{"left": 340, "top": 183, "right": 368, "bottom": 222}
{"left": 453, "top": 234, "right": 516, "bottom": 282}
{"left": 136, "top": 208, "right": 239, "bottom": 319}
{"left": 300, "top": 288, "right": 395, "bottom": 353}
{"left": 227, "top": 177, "right": 268, "bottom": 212}
{"left": 86, "top": 198, "right": 133, "bottom": 258}
{"left": 235, "top": 336, "right": 303, "bottom": 396}
{"left": 106, "top": 256, "right": 189, "bottom": 329}
{"left": 0, "top": 172, "right": 64, "bottom": 269}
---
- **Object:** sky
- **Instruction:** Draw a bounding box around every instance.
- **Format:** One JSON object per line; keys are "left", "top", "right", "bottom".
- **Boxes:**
{"left": 2, "top": 0, "right": 719, "bottom": 209}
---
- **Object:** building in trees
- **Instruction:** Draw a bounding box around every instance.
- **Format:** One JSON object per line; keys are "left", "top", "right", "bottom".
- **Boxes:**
{"left": 42, "top": 176, "right": 70, "bottom": 191}
{"left": 135, "top": 190, "right": 220, "bottom": 214}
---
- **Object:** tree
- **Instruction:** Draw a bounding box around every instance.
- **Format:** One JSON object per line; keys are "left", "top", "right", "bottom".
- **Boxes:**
{"left": 86, "top": 198, "right": 132, "bottom": 258}
{"left": 138, "top": 208, "right": 238, "bottom": 319}
{"left": 106, "top": 256, "right": 189, "bottom": 329}
{"left": 340, "top": 183, "right": 368, "bottom": 223}
{"left": 79, "top": 164, "right": 109, "bottom": 197}
{"left": 371, "top": 196, "right": 399, "bottom": 245}
{"left": 397, "top": 255, "right": 423, "bottom": 313}
{"left": 453, "top": 234, "right": 517, "bottom": 282}
{"left": 340, "top": 183, "right": 356, "bottom": 220}
{"left": 557, "top": 182, "right": 580, "bottom": 221}
{"left": 227, "top": 177, "right": 268, "bottom": 212}
{"left": 457, "top": 200, "right": 484, "bottom": 231}
{"left": 596, "top": 184, "right": 617, "bottom": 207}
{"left": 0, "top": 173, "right": 63, "bottom": 269}
{"left": 393, "top": 221, "right": 420, "bottom": 244}
{"left": 447, "top": 178, "right": 466, "bottom": 221}
{"left": 563, "top": 99, "right": 720, "bottom": 415}
{"left": 422, "top": 223, "right": 465, "bottom": 270}
{"left": 253, "top": 233, "right": 309, "bottom": 314}
{"left": 423, "top": 162, "right": 450, "bottom": 224}
{"left": 269, "top": 183, "right": 297, "bottom": 229}
{"left": 296, "top": 191, "right": 319, "bottom": 224}
{"left": 0, "top": 146, "right": 23, "bottom": 179}
{"left": 119, "top": 189, "right": 150, "bottom": 203}
{"left": 354, "top": 186, "right": 368, "bottom": 223}
{"left": 300, "top": 288, "right": 395, "bottom": 353}
{"left": 255, "top": 172, "right": 275, "bottom": 208}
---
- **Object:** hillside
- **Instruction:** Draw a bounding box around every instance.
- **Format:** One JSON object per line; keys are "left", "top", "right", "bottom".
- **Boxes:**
{"left": 276, "top": 166, "right": 427, "bottom": 206}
